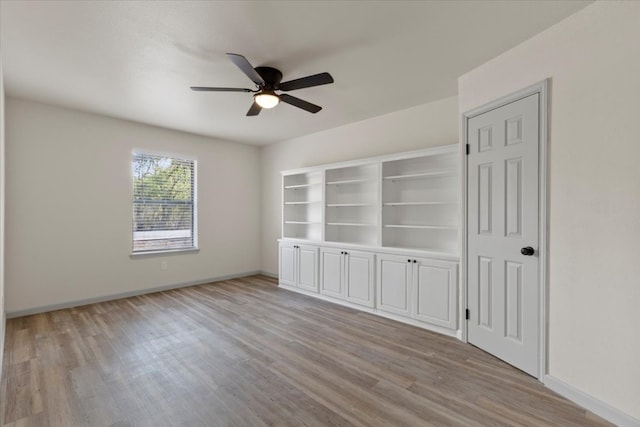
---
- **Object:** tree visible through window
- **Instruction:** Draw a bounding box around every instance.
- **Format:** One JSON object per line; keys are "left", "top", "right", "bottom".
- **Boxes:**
{"left": 132, "top": 152, "right": 196, "bottom": 252}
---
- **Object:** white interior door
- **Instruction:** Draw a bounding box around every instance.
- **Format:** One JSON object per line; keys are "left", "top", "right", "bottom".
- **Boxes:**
{"left": 467, "top": 93, "right": 540, "bottom": 377}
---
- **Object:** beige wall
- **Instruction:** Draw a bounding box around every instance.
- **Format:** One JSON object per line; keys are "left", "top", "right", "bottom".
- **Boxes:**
{"left": 0, "top": 55, "right": 5, "bottom": 369}
{"left": 260, "top": 96, "right": 458, "bottom": 274}
{"left": 5, "top": 98, "right": 261, "bottom": 314}
{"left": 459, "top": 1, "right": 640, "bottom": 419}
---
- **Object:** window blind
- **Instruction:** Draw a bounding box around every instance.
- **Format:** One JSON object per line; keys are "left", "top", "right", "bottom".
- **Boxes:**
{"left": 132, "top": 152, "right": 196, "bottom": 252}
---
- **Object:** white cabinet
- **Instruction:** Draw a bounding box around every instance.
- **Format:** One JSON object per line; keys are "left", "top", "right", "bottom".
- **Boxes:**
{"left": 320, "top": 248, "right": 375, "bottom": 308}
{"left": 279, "top": 242, "right": 319, "bottom": 292}
{"left": 279, "top": 243, "right": 297, "bottom": 287}
{"left": 413, "top": 257, "right": 458, "bottom": 330}
{"left": 319, "top": 248, "right": 344, "bottom": 298}
{"left": 377, "top": 253, "right": 457, "bottom": 329}
{"left": 376, "top": 254, "right": 412, "bottom": 316}
{"left": 280, "top": 145, "right": 461, "bottom": 337}
{"left": 345, "top": 251, "right": 375, "bottom": 307}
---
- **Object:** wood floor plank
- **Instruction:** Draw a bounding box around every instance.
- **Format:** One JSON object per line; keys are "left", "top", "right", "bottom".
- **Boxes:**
{"left": 1, "top": 275, "right": 613, "bottom": 427}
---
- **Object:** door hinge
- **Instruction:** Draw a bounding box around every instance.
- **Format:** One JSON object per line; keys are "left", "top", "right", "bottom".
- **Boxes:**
{"left": 465, "top": 144, "right": 470, "bottom": 155}
{"left": 465, "top": 309, "right": 470, "bottom": 320}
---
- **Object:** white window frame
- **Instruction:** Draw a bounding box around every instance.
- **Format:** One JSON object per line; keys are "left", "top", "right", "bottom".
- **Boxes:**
{"left": 131, "top": 151, "right": 198, "bottom": 255}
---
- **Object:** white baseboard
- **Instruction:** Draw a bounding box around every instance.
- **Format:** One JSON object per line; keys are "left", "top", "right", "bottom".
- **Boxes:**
{"left": 259, "top": 271, "right": 278, "bottom": 279}
{"left": 544, "top": 375, "right": 640, "bottom": 427}
{"left": 6, "top": 270, "right": 263, "bottom": 318}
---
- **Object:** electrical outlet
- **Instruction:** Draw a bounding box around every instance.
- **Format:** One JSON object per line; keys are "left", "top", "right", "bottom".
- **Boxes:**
{"left": 161, "top": 261, "right": 168, "bottom": 271}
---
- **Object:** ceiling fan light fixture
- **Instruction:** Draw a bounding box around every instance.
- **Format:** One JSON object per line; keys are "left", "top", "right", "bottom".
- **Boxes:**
{"left": 254, "top": 91, "right": 280, "bottom": 109}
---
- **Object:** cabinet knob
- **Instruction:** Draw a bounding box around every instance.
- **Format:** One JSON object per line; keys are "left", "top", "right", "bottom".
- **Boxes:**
{"left": 413, "top": 259, "right": 417, "bottom": 263}
{"left": 408, "top": 259, "right": 411, "bottom": 263}
{"left": 344, "top": 251, "right": 348, "bottom": 255}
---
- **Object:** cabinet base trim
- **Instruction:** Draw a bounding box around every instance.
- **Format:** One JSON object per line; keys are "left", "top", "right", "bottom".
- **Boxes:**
{"left": 279, "top": 283, "right": 460, "bottom": 339}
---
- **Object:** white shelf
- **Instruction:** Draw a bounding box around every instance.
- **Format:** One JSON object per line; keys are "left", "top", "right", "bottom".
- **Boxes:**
{"left": 284, "top": 201, "right": 321, "bottom": 205}
{"left": 284, "top": 183, "right": 316, "bottom": 189}
{"left": 383, "top": 224, "right": 457, "bottom": 230}
{"left": 327, "top": 203, "right": 375, "bottom": 207}
{"left": 285, "top": 221, "right": 321, "bottom": 225}
{"left": 327, "top": 222, "right": 376, "bottom": 227}
{"left": 383, "top": 201, "right": 455, "bottom": 206}
{"left": 326, "top": 178, "right": 372, "bottom": 185}
{"left": 381, "top": 244, "right": 458, "bottom": 257}
{"left": 383, "top": 169, "right": 456, "bottom": 180}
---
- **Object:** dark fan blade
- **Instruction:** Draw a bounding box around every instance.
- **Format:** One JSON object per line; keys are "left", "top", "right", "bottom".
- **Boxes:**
{"left": 190, "top": 87, "right": 253, "bottom": 92}
{"left": 279, "top": 72, "right": 334, "bottom": 91}
{"left": 246, "top": 101, "right": 262, "bottom": 116}
{"left": 226, "top": 53, "right": 265, "bottom": 86}
{"left": 280, "top": 94, "right": 322, "bottom": 113}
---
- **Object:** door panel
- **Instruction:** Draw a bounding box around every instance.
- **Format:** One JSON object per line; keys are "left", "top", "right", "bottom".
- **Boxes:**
{"left": 297, "top": 245, "right": 319, "bottom": 292}
{"left": 279, "top": 243, "right": 296, "bottom": 287}
{"left": 505, "top": 261, "right": 523, "bottom": 342}
{"left": 478, "top": 256, "right": 493, "bottom": 330}
{"left": 376, "top": 254, "right": 411, "bottom": 316}
{"left": 320, "top": 248, "right": 344, "bottom": 298}
{"left": 505, "top": 157, "right": 523, "bottom": 237}
{"left": 467, "top": 93, "right": 540, "bottom": 377}
{"left": 345, "top": 251, "right": 374, "bottom": 308}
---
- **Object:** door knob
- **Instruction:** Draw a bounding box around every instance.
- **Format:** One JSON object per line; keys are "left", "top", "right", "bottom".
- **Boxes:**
{"left": 521, "top": 246, "right": 535, "bottom": 256}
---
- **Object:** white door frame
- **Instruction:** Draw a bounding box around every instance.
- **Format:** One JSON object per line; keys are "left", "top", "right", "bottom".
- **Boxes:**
{"left": 460, "top": 80, "right": 549, "bottom": 381}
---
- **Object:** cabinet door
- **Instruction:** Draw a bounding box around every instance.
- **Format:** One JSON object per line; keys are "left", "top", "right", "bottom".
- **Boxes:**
{"left": 297, "top": 244, "right": 319, "bottom": 292}
{"left": 376, "top": 254, "right": 412, "bottom": 316}
{"left": 413, "top": 258, "right": 458, "bottom": 329}
{"left": 345, "top": 251, "right": 375, "bottom": 308}
{"left": 279, "top": 243, "right": 297, "bottom": 287}
{"left": 320, "top": 248, "right": 344, "bottom": 299}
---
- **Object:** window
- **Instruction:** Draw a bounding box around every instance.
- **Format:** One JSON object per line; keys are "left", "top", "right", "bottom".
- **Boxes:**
{"left": 132, "top": 152, "right": 196, "bottom": 253}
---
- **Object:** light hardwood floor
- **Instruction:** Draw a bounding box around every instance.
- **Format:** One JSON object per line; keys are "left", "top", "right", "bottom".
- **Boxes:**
{"left": 1, "top": 275, "right": 611, "bottom": 427}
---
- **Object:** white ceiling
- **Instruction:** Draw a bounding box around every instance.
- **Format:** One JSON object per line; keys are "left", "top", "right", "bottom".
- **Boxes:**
{"left": 0, "top": 1, "right": 591, "bottom": 146}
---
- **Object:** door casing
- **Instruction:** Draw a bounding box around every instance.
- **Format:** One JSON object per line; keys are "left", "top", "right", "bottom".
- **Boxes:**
{"left": 461, "top": 80, "right": 549, "bottom": 381}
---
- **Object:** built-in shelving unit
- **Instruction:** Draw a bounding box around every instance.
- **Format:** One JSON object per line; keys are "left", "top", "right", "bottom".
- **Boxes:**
{"left": 282, "top": 171, "right": 323, "bottom": 241}
{"left": 325, "top": 163, "right": 379, "bottom": 246}
{"left": 281, "top": 144, "right": 459, "bottom": 257}
{"left": 280, "top": 145, "right": 461, "bottom": 338}
{"left": 381, "top": 148, "right": 458, "bottom": 254}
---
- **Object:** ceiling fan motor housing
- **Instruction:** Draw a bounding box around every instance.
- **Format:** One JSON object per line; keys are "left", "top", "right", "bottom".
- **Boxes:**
{"left": 254, "top": 66, "right": 283, "bottom": 89}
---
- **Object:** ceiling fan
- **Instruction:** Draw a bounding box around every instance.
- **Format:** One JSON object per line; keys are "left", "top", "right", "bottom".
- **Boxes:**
{"left": 191, "top": 53, "right": 334, "bottom": 116}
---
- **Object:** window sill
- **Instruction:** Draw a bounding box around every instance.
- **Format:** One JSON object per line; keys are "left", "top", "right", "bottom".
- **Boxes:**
{"left": 130, "top": 248, "right": 200, "bottom": 258}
